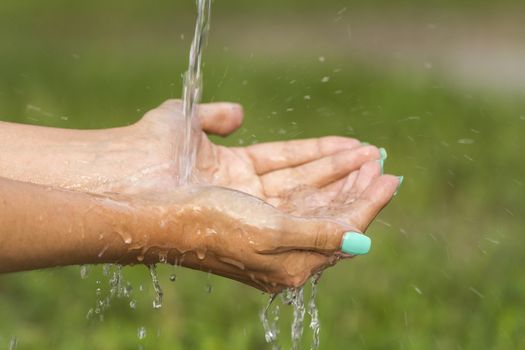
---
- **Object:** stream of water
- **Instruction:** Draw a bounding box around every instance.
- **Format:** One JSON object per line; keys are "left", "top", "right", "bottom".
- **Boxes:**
{"left": 179, "top": 0, "right": 212, "bottom": 185}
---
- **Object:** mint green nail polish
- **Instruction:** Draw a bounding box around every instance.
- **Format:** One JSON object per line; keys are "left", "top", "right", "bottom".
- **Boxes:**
{"left": 377, "top": 159, "right": 384, "bottom": 175}
{"left": 341, "top": 232, "right": 371, "bottom": 255}
{"left": 394, "top": 176, "right": 404, "bottom": 196}
{"left": 379, "top": 148, "right": 388, "bottom": 160}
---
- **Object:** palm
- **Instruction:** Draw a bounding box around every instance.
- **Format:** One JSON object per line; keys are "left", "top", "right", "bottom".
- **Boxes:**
{"left": 138, "top": 100, "right": 399, "bottom": 231}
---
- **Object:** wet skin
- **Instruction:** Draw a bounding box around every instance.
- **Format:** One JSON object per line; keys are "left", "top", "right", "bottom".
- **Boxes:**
{"left": 0, "top": 100, "right": 400, "bottom": 292}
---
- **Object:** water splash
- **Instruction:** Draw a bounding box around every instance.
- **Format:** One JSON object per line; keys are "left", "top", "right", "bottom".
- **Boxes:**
{"left": 86, "top": 265, "right": 132, "bottom": 320}
{"left": 179, "top": 0, "right": 212, "bottom": 184}
{"left": 148, "top": 264, "right": 164, "bottom": 309}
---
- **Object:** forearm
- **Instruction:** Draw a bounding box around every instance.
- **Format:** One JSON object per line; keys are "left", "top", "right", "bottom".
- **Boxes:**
{"left": 0, "top": 121, "right": 139, "bottom": 192}
{"left": 0, "top": 177, "right": 149, "bottom": 272}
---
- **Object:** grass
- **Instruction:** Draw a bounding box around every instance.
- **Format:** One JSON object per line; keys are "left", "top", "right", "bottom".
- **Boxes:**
{"left": 1, "top": 1, "right": 525, "bottom": 349}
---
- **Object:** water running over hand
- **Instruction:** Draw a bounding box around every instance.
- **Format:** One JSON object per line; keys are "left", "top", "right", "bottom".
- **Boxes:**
{"left": 179, "top": 0, "right": 212, "bottom": 185}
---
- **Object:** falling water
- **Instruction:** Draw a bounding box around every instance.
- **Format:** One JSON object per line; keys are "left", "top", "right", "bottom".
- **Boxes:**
{"left": 261, "top": 274, "right": 323, "bottom": 350}
{"left": 149, "top": 264, "right": 164, "bottom": 309}
{"left": 179, "top": 0, "right": 212, "bottom": 184}
{"left": 260, "top": 294, "right": 280, "bottom": 349}
{"left": 290, "top": 288, "right": 306, "bottom": 350}
{"left": 307, "top": 274, "right": 322, "bottom": 350}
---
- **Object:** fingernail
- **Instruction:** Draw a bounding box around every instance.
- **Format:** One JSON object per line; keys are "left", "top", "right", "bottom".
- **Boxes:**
{"left": 379, "top": 147, "right": 388, "bottom": 160}
{"left": 341, "top": 232, "right": 371, "bottom": 255}
{"left": 376, "top": 159, "right": 384, "bottom": 175}
{"left": 394, "top": 176, "right": 404, "bottom": 196}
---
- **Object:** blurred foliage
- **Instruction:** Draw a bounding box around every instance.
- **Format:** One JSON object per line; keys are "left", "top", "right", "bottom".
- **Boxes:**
{"left": 1, "top": 0, "right": 525, "bottom": 349}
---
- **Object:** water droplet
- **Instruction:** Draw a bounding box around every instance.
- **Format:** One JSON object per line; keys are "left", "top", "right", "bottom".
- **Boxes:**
{"left": 130, "top": 300, "right": 137, "bottom": 309}
{"left": 169, "top": 274, "right": 177, "bottom": 282}
{"left": 457, "top": 138, "right": 475, "bottom": 144}
{"left": 411, "top": 284, "right": 423, "bottom": 295}
{"left": 80, "top": 265, "right": 89, "bottom": 279}
{"left": 320, "top": 76, "right": 330, "bottom": 83}
{"left": 196, "top": 249, "right": 206, "bottom": 260}
{"left": 138, "top": 326, "right": 147, "bottom": 340}
{"left": 318, "top": 56, "right": 325, "bottom": 63}
{"left": 86, "top": 308, "right": 94, "bottom": 320}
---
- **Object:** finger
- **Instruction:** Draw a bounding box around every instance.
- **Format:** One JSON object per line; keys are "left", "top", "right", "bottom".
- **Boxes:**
{"left": 343, "top": 175, "right": 400, "bottom": 231}
{"left": 346, "top": 160, "right": 382, "bottom": 201}
{"left": 276, "top": 217, "right": 348, "bottom": 254}
{"left": 244, "top": 136, "right": 362, "bottom": 175}
{"left": 261, "top": 146, "right": 381, "bottom": 197}
{"left": 321, "top": 170, "right": 359, "bottom": 204}
{"left": 150, "top": 100, "right": 244, "bottom": 136}
{"left": 198, "top": 102, "right": 244, "bottom": 136}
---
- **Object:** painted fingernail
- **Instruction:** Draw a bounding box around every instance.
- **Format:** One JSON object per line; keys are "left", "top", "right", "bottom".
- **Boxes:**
{"left": 377, "top": 159, "right": 384, "bottom": 175}
{"left": 379, "top": 147, "right": 388, "bottom": 160}
{"left": 341, "top": 232, "right": 371, "bottom": 255}
{"left": 394, "top": 176, "right": 404, "bottom": 196}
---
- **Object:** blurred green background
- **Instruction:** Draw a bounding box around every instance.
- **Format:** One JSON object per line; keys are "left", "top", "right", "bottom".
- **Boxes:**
{"left": 1, "top": 0, "right": 524, "bottom": 349}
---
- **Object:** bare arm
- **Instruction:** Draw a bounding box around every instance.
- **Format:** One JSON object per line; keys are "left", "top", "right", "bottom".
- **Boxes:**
{"left": 0, "top": 176, "right": 144, "bottom": 272}
{"left": 0, "top": 175, "right": 391, "bottom": 293}
{"left": 0, "top": 120, "right": 147, "bottom": 192}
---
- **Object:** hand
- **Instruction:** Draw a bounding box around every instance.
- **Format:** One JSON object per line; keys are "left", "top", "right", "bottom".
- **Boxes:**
{"left": 128, "top": 174, "right": 399, "bottom": 293}
{"left": 119, "top": 100, "right": 387, "bottom": 210}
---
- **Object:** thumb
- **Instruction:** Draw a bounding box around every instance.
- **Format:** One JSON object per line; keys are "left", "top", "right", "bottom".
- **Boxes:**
{"left": 279, "top": 216, "right": 371, "bottom": 256}
{"left": 198, "top": 102, "right": 244, "bottom": 136}
{"left": 141, "top": 100, "right": 244, "bottom": 137}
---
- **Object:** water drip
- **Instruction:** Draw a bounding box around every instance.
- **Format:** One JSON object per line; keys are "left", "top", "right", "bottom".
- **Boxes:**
{"left": 260, "top": 294, "right": 280, "bottom": 349}
{"left": 148, "top": 264, "right": 164, "bottom": 309}
{"left": 80, "top": 265, "right": 89, "bottom": 279}
{"left": 137, "top": 326, "right": 147, "bottom": 340}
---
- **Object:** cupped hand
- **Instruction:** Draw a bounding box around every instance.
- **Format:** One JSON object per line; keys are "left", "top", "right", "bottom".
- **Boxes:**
{"left": 125, "top": 100, "right": 386, "bottom": 210}
{"left": 132, "top": 172, "right": 399, "bottom": 293}
{"left": 84, "top": 99, "right": 400, "bottom": 292}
